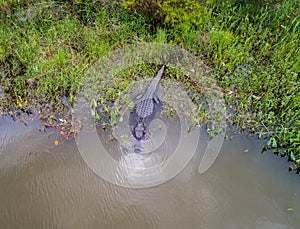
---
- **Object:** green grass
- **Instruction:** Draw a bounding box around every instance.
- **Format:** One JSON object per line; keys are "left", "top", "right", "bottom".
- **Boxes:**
{"left": 0, "top": 0, "right": 299, "bottom": 172}
{"left": 0, "top": 0, "right": 151, "bottom": 110}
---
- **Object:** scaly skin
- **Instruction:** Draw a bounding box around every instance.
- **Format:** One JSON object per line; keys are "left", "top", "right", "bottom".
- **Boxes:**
{"left": 132, "top": 62, "right": 167, "bottom": 141}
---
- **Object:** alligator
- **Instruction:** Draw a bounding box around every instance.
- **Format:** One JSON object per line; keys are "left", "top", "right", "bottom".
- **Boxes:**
{"left": 132, "top": 59, "right": 170, "bottom": 141}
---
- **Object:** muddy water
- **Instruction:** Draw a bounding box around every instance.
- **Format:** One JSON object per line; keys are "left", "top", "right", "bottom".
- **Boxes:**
{"left": 0, "top": 116, "right": 299, "bottom": 228}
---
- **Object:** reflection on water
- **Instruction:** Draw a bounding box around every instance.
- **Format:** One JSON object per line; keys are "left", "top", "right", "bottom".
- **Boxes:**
{"left": 0, "top": 116, "right": 299, "bottom": 228}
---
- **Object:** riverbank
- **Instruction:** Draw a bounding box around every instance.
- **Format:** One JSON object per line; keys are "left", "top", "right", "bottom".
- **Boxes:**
{"left": 1, "top": 0, "right": 299, "bottom": 172}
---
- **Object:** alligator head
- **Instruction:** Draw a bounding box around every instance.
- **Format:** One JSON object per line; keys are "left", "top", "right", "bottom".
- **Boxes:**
{"left": 133, "top": 120, "right": 146, "bottom": 141}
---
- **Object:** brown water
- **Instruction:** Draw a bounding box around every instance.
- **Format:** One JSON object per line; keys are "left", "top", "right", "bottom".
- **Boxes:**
{"left": 0, "top": 115, "right": 299, "bottom": 228}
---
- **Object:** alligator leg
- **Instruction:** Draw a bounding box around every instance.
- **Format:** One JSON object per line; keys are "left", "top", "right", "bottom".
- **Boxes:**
{"left": 135, "top": 94, "right": 143, "bottom": 100}
{"left": 153, "top": 95, "right": 160, "bottom": 104}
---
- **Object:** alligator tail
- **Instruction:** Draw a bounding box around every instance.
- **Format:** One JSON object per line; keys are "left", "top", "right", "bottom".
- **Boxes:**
{"left": 162, "top": 53, "right": 183, "bottom": 66}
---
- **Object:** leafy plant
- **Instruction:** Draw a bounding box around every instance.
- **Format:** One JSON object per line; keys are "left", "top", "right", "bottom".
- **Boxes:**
{"left": 121, "top": 0, "right": 213, "bottom": 32}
